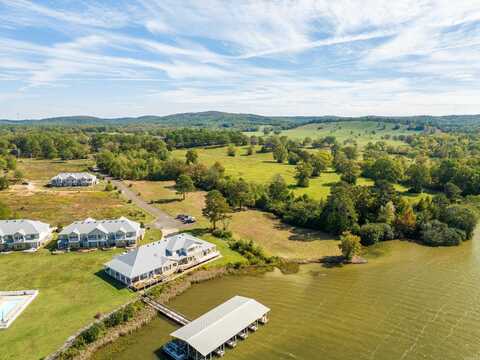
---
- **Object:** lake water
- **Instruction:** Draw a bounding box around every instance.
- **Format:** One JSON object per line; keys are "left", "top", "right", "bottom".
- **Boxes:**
{"left": 94, "top": 238, "right": 480, "bottom": 360}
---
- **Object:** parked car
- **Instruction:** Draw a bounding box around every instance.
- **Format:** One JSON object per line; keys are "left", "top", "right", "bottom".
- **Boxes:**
{"left": 176, "top": 214, "right": 196, "bottom": 224}
{"left": 183, "top": 216, "right": 196, "bottom": 224}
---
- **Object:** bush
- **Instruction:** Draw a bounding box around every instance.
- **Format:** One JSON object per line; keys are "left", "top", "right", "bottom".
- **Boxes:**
{"left": 421, "top": 220, "right": 466, "bottom": 246}
{"left": 339, "top": 231, "right": 362, "bottom": 261}
{"left": 229, "top": 239, "right": 271, "bottom": 265}
{"left": 104, "top": 311, "right": 123, "bottom": 328}
{"left": 104, "top": 183, "right": 114, "bottom": 191}
{"left": 441, "top": 205, "right": 478, "bottom": 239}
{"left": 212, "top": 228, "right": 232, "bottom": 238}
{"left": 359, "top": 223, "right": 394, "bottom": 246}
{"left": 79, "top": 323, "right": 105, "bottom": 344}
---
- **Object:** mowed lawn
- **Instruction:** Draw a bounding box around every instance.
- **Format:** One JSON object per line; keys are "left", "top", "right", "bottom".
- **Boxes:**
{"left": 246, "top": 121, "right": 419, "bottom": 147}
{"left": 0, "top": 250, "right": 135, "bottom": 360}
{"left": 127, "top": 181, "right": 340, "bottom": 260}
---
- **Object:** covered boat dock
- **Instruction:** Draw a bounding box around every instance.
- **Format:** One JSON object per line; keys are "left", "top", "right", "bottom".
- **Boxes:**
{"left": 165, "top": 295, "right": 269, "bottom": 359}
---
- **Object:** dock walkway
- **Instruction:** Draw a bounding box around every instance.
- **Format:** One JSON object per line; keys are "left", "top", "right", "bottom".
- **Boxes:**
{"left": 142, "top": 295, "right": 190, "bottom": 326}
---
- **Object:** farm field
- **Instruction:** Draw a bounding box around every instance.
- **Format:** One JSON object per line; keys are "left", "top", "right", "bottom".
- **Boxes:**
{"left": 126, "top": 180, "right": 340, "bottom": 260}
{"left": 172, "top": 146, "right": 413, "bottom": 200}
{"left": 245, "top": 120, "right": 420, "bottom": 147}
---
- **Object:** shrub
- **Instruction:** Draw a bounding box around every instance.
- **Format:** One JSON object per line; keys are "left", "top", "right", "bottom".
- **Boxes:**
{"left": 212, "top": 228, "right": 232, "bottom": 238}
{"left": 441, "top": 205, "right": 478, "bottom": 239}
{"left": 421, "top": 220, "right": 466, "bottom": 246}
{"left": 79, "top": 323, "right": 105, "bottom": 344}
{"left": 339, "top": 231, "right": 362, "bottom": 261}
{"left": 359, "top": 223, "right": 394, "bottom": 246}
{"left": 104, "top": 311, "right": 123, "bottom": 328}
{"left": 229, "top": 239, "right": 271, "bottom": 265}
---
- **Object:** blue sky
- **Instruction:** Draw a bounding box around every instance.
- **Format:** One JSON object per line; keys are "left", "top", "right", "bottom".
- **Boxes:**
{"left": 0, "top": 0, "right": 480, "bottom": 119}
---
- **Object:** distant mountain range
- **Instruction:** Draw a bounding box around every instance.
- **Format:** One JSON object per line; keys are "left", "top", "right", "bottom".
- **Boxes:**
{"left": 1, "top": 111, "right": 480, "bottom": 129}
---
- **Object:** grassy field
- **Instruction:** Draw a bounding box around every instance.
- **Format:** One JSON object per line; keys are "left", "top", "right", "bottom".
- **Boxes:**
{"left": 127, "top": 181, "right": 340, "bottom": 260}
{"left": 0, "top": 188, "right": 151, "bottom": 227}
{"left": 17, "top": 158, "right": 94, "bottom": 180}
{"left": 246, "top": 120, "right": 419, "bottom": 147}
{"left": 172, "top": 146, "right": 412, "bottom": 200}
{"left": 0, "top": 249, "right": 134, "bottom": 360}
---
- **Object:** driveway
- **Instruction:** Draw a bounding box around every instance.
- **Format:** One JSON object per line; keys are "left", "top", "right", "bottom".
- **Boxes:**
{"left": 108, "top": 178, "right": 185, "bottom": 237}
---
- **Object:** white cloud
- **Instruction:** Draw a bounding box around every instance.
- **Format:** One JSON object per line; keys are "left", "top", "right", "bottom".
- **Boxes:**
{"left": 0, "top": 0, "right": 479, "bottom": 118}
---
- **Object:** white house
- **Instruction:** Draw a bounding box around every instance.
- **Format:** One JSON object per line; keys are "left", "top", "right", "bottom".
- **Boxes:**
{"left": 58, "top": 217, "right": 144, "bottom": 249}
{"left": 104, "top": 233, "right": 219, "bottom": 287}
{"left": 0, "top": 220, "right": 53, "bottom": 251}
{"left": 49, "top": 172, "right": 98, "bottom": 187}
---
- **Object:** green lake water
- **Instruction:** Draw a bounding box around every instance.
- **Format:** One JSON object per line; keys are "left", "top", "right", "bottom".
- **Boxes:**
{"left": 93, "top": 238, "right": 480, "bottom": 360}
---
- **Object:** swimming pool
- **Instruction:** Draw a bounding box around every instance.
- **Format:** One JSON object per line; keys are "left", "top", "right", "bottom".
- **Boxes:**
{"left": 0, "top": 290, "right": 38, "bottom": 329}
{"left": 0, "top": 298, "right": 22, "bottom": 320}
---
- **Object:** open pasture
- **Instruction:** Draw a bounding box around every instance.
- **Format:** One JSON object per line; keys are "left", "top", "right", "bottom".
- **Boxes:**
{"left": 172, "top": 146, "right": 411, "bottom": 200}
{"left": 246, "top": 120, "right": 419, "bottom": 147}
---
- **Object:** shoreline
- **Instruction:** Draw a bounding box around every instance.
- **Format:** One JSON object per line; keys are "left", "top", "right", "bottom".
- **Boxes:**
{"left": 48, "top": 253, "right": 366, "bottom": 360}
{"left": 48, "top": 265, "right": 254, "bottom": 360}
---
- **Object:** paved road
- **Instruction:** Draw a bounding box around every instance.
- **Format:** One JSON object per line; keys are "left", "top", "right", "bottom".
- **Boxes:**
{"left": 109, "top": 178, "right": 185, "bottom": 237}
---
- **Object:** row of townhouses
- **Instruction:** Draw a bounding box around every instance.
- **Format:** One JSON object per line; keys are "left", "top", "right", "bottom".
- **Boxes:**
{"left": 0, "top": 217, "right": 144, "bottom": 251}
{"left": 0, "top": 218, "right": 218, "bottom": 288}
{"left": 104, "top": 233, "right": 219, "bottom": 287}
{"left": 0, "top": 220, "right": 53, "bottom": 251}
{"left": 49, "top": 172, "right": 98, "bottom": 187}
{"left": 57, "top": 217, "right": 144, "bottom": 249}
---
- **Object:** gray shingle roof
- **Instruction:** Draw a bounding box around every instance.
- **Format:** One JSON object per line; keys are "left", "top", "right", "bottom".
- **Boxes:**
{"left": 59, "top": 217, "right": 140, "bottom": 236}
{"left": 171, "top": 296, "right": 270, "bottom": 356}
{"left": 0, "top": 219, "right": 51, "bottom": 236}
{"left": 104, "top": 233, "right": 215, "bottom": 279}
{"left": 51, "top": 172, "right": 97, "bottom": 181}
{"left": 105, "top": 241, "right": 175, "bottom": 278}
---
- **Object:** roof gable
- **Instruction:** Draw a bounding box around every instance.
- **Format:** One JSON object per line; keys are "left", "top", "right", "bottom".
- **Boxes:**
{"left": 0, "top": 220, "right": 51, "bottom": 235}
{"left": 59, "top": 217, "right": 140, "bottom": 236}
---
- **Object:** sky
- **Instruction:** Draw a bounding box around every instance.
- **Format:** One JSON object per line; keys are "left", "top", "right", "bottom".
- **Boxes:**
{"left": 0, "top": 0, "right": 480, "bottom": 119}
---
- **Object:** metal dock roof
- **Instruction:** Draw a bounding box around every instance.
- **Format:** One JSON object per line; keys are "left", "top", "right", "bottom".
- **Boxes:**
{"left": 170, "top": 295, "right": 270, "bottom": 356}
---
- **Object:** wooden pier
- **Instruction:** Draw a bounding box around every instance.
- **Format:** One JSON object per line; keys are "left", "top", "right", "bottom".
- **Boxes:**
{"left": 142, "top": 295, "right": 190, "bottom": 326}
